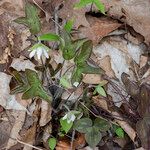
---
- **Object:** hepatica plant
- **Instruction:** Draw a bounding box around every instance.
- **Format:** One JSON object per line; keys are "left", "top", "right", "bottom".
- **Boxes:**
{"left": 12, "top": 1, "right": 111, "bottom": 149}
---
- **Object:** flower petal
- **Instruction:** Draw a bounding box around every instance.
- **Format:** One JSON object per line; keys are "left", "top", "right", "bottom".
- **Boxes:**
{"left": 70, "top": 114, "right": 76, "bottom": 122}
{"left": 43, "top": 48, "right": 49, "bottom": 58}
{"left": 29, "top": 49, "right": 36, "bottom": 58}
{"left": 36, "top": 47, "right": 43, "bottom": 59}
{"left": 67, "top": 119, "right": 71, "bottom": 124}
{"left": 62, "top": 114, "right": 68, "bottom": 120}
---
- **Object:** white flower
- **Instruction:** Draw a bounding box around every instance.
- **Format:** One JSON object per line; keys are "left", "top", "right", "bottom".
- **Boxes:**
{"left": 73, "top": 82, "right": 79, "bottom": 87}
{"left": 29, "top": 42, "right": 49, "bottom": 59}
{"left": 62, "top": 111, "right": 76, "bottom": 123}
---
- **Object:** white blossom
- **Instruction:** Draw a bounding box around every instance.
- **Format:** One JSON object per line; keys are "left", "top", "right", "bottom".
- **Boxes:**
{"left": 62, "top": 111, "right": 79, "bottom": 123}
{"left": 73, "top": 82, "right": 79, "bottom": 87}
{"left": 29, "top": 42, "right": 49, "bottom": 59}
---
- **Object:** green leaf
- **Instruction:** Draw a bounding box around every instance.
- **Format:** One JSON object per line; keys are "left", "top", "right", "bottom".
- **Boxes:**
{"left": 48, "top": 138, "right": 57, "bottom": 150}
{"left": 74, "top": 0, "right": 92, "bottom": 9}
{"left": 81, "top": 62, "right": 104, "bottom": 74}
{"left": 60, "top": 118, "right": 73, "bottom": 133}
{"left": 10, "top": 69, "right": 52, "bottom": 102}
{"left": 93, "top": 0, "right": 105, "bottom": 14}
{"left": 59, "top": 31, "right": 76, "bottom": 60}
{"left": 85, "top": 126, "right": 102, "bottom": 148}
{"left": 71, "top": 67, "right": 83, "bottom": 85}
{"left": 74, "top": 118, "right": 92, "bottom": 133}
{"left": 64, "top": 19, "right": 74, "bottom": 33}
{"left": 94, "top": 85, "right": 107, "bottom": 97}
{"left": 59, "top": 76, "right": 71, "bottom": 88}
{"left": 75, "top": 40, "right": 93, "bottom": 64}
{"left": 74, "top": 0, "right": 105, "bottom": 14}
{"left": 14, "top": 2, "right": 41, "bottom": 34}
{"left": 115, "top": 127, "right": 125, "bottom": 138}
{"left": 38, "top": 33, "right": 60, "bottom": 41}
{"left": 94, "top": 118, "right": 110, "bottom": 132}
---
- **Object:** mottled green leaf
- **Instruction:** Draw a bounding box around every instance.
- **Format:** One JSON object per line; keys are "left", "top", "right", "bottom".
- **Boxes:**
{"left": 71, "top": 68, "right": 83, "bottom": 85}
{"left": 85, "top": 126, "right": 102, "bottom": 148}
{"left": 10, "top": 69, "right": 52, "bottom": 102}
{"left": 38, "top": 33, "right": 60, "bottom": 41}
{"left": 81, "top": 62, "right": 104, "bottom": 74}
{"left": 60, "top": 118, "right": 73, "bottom": 133}
{"left": 75, "top": 40, "right": 93, "bottom": 64}
{"left": 74, "top": 118, "right": 92, "bottom": 133}
{"left": 48, "top": 138, "right": 57, "bottom": 150}
{"left": 14, "top": 2, "right": 41, "bottom": 34}
{"left": 94, "top": 118, "right": 110, "bottom": 131}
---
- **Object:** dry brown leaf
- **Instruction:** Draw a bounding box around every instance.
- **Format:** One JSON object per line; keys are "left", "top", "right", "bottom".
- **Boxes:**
{"left": 11, "top": 57, "right": 36, "bottom": 71}
{"left": 39, "top": 100, "right": 52, "bottom": 126}
{"left": 0, "top": 0, "right": 24, "bottom": 16}
{"left": 0, "top": 120, "right": 12, "bottom": 149}
{"left": 82, "top": 74, "right": 102, "bottom": 84}
{"left": 6, "top": 110, "right": 26, "bottom": 149}
{"left": 100, "top": 0, "right": 150, "bottom": 45}
{"left": 139, "top": 56, "right": 148, "bottom": 69}
{"left": 59, "top": 0, "right": 89, "bottom": 28}
{"left": 93, "top": 36, "right": 144, "bottom": 81}
{"left": 80, "top": 16, "right": 121, "bottom": 44}
{"left": 56, "top": 140, "right": 71, "bottom": 150}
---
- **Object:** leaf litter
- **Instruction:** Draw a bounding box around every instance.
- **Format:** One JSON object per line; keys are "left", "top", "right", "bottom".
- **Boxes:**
{"left": 0, "top": 0, "right": 149, "bottom": 149}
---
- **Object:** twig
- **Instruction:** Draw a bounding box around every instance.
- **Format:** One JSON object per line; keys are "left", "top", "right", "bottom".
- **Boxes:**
{"left": 70, "top": 130, "right": 75, "bottom": 150}
{"left": 17, "top": 139, "right": 44, "bottom": 150}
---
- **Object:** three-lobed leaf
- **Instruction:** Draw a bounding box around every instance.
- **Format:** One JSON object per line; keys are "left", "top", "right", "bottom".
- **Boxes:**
{"left": 73, "top": 118, "right": 93, "bottom": 133}
{"left": 14, "top": 2, "right": 41, "bottom": 34}
{"left": 10, "top": 69, "right": 52, "bottom": 102}
{"left": 94, "top": 118, "right": 110, "bottom": 132}
{"left": 85, "top": 126, "right": 102, "bottom": 148}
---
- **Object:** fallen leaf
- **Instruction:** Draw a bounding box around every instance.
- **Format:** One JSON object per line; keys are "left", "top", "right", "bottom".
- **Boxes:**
{"left": 82, "top": 74, "right": 102, "bottom": 84}
{"left": 39, "top": 100, "right": 52, "bottom": 126}
{"left": 6, "top": 110, "right": 26, "bottom": 149}
{"left": 93, "top": 36, "right": 143, "bottom": 81}
{"left": 100, "top": 0, "right": 150, "bottom": 44}
{"left": 80, "top": 16, "right": 121, "bottom": 44}
{"left": 0, "top": 72, "right": 28, "bottom": 110}
{"left": 11, "top": 57, "right": 35, "bottom": 71}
